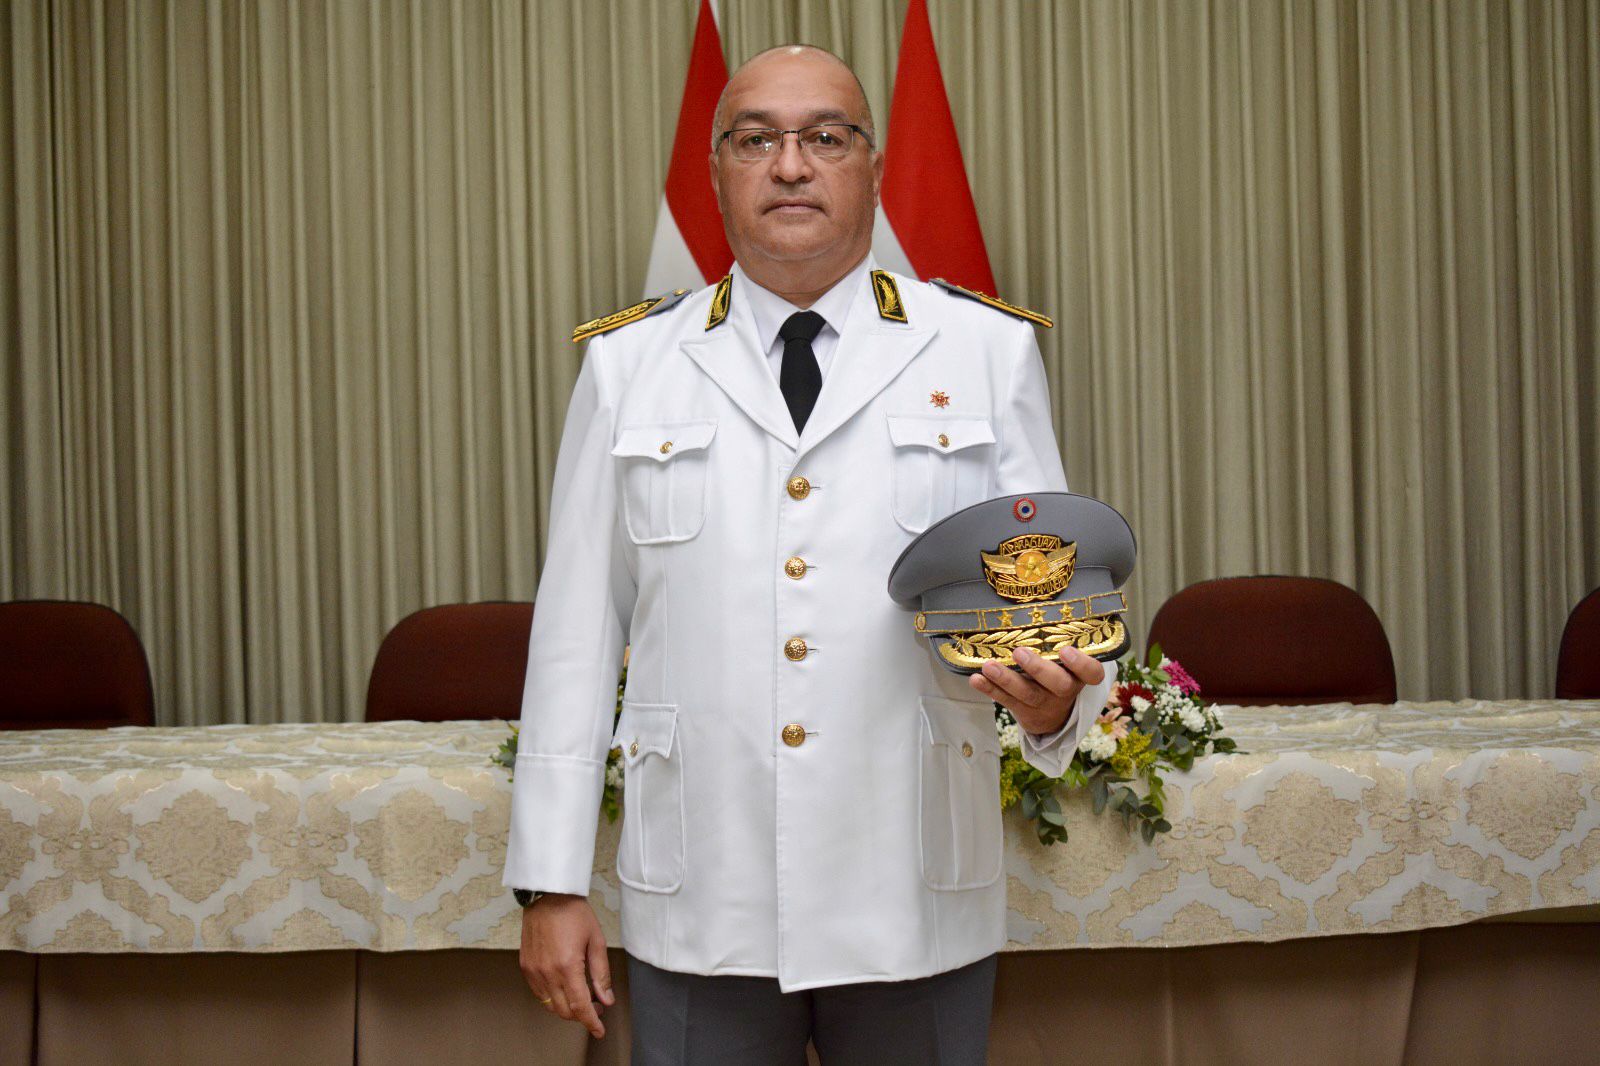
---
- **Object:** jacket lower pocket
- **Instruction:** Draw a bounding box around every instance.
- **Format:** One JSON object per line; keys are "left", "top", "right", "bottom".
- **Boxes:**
{"left": 917, "top": 694, "right": 1005, "bottom": 890}
{"left": 613, "top": 701, "right": 685, "bottom": 892}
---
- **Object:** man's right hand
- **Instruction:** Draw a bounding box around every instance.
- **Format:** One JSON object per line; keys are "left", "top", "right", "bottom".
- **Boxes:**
{"left": 519, "top": 893, "right": 614, "bottom": 1039}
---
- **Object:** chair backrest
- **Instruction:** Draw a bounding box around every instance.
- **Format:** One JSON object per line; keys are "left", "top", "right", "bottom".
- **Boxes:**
{"left": 0, "top": 600, "right": 156, "bottom": 729}
{"left": 365, "top": 602, "right": 535, "bottom": 722}
{"left": 1556, "top": 586, "right": 1600, "bottom": 699}
{"left": 1145, "top": 576, "right": 1397, "bottom": 706}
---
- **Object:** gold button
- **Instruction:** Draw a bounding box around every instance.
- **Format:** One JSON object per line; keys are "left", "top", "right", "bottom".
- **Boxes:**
{"left": 659, "top": 440, "right": 673, "bottom": 454}
{"left": 937, "top": 433, "right": 950, "bottom": 447}
{"left": 961, "top": 741, "right": 974, "bottom": 758}
{"left": 629, "top": 740, "right": 639, "bottom": 757}
{"left": 786, "top": 475, "right": 811, "bottom": 500}
{"left": 784, "top": 556, "right": 807, "bottom": 579}
{"left": 784, "top": 637, "right": 808, "bottom": 660}
{"left": 781, "top": 723, "right": 807, "bottom": 747}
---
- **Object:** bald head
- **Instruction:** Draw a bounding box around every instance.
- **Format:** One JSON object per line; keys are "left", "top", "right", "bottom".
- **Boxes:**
{"left": 711, "top": 45, "right": 875, "bottom": 152}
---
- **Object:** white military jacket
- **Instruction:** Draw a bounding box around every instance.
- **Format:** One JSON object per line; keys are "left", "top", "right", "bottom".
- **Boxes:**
{"left": 503, "top": 256, "right": 1114, "bottom": 991}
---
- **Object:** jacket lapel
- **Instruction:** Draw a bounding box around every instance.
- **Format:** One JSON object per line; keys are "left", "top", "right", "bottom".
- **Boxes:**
{"left": 678, "top": 279, "right": 800, "bottom": 450}
{"left": 795, "top": 277, "right": 936, "bottom": 461}
{"left": 677, "top": 269, "right": 937, "bottom": 456}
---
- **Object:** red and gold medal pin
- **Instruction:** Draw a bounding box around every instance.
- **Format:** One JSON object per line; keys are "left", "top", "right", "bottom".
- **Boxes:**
{"left": 929, "top": 389, "right": 949, "bottom": 408}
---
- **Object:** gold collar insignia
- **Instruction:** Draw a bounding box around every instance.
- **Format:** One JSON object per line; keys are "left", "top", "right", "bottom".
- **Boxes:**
{"left": 871, "top": 270, "right": 908, "bottom": 323}
{"left": 705, "top": 274, "right": 733, "bottom": 330}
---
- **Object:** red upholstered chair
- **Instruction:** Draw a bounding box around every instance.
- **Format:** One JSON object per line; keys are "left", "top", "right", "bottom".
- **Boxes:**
{"left": 1555, "top": 586, "right": 1600, "bottom": 698}
{"left": 365, "top": 602, "right": 535, "bottom": 722}
{"left": 1145, "top": 576, "right": 1398, "bottom": 706}
{"left": 0, "top": 600, "right": 156, "bottom": 729}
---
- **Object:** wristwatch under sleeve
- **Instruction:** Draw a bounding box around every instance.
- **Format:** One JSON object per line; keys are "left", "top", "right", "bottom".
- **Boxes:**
{"left": 512, "top": 888, "right": 547, "bottom": 908}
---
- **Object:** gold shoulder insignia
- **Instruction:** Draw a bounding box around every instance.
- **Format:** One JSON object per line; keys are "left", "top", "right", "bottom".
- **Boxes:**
{"left": 929, "top": 277, "right": 1053, "bottom": 329}
{"left": 870, "top": 270, "right": 908, "bottom": 323}
{"left": 572, "top": 288, "right": 691, "bottom": 343}
{"left": 705, "top": 274, "right": 733, "bottom": 330}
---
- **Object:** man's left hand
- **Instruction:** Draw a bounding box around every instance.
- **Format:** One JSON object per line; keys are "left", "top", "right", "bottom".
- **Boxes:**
{"left": 969, "top": 646, "right": 1106, "bottom": 736}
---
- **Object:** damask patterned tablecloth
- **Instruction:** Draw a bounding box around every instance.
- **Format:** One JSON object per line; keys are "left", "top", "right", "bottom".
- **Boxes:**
{"left": 1, "top": 701, "right": 1597, "bottom": 953}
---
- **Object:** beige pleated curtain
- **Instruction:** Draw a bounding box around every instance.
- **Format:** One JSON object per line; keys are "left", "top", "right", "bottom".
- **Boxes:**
{"left": 2, "top": 1, "right": 1596, "bottom": 724}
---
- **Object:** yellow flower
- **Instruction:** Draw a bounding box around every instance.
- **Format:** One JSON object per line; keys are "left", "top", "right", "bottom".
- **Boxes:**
{"left": 1110, "top": 729, "right": 1155, "bottom": 778}
{"left": 999, "top": 752, "right": 1024, "bottom": 809}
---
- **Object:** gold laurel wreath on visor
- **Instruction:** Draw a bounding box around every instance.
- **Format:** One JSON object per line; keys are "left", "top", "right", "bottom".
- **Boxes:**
{"left": 912, "top": 533, "right": 1127, "bottom": 668}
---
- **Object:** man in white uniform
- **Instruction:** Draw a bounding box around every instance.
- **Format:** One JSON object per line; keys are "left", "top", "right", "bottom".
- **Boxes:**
{"left": 503, "top": 44, "right": 1114, "bottom": 1064}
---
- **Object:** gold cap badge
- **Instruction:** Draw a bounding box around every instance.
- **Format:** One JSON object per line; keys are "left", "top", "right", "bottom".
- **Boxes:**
{"left": 980, "top": 534, "right": 1076, "bottom": 602}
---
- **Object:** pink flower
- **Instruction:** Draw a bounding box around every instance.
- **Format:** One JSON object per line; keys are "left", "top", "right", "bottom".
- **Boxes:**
{"left": 1164, "top": 658, "right": 1201, "bottom": 696}
{"left": 1095, "top": 708, "right": 1130, "bottom": 742}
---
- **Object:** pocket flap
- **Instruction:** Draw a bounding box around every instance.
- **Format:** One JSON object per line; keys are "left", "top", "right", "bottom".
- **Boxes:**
{"left": 886, "top": 414, "right": 996, "bottom": 452}
{"left": 918, "top": 695, "right": 1003, "bottom": 757}
{"left": 611, "top": 420, "right": 717, "bottom": 462}
{"left": 616, "top": 701, "right": 678, "bottom": 765}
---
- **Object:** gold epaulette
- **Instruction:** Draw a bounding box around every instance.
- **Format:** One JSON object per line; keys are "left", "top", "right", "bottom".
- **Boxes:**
{"left": 929, "top": 278, "right": 1053, "bottom": 329}
{"left": 572, "top": 288, "right": 692, "bottom": 343}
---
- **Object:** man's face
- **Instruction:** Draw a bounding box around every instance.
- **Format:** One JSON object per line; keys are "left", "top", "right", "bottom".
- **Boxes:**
{"left": 709, "top": 51, "right": 882, "bottom": 275}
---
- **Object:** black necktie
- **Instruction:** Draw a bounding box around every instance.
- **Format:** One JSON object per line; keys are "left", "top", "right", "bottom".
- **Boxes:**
{"left": 778, "top": 310, "right": 826, "bottom": 433}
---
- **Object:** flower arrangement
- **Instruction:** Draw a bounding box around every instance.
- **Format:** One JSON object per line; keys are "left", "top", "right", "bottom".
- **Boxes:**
{"left": 494, "top": 644, "right": 1237, "bottom": 848}
{"left": 998, "top": 643, "right": 1238, "bottom": 846}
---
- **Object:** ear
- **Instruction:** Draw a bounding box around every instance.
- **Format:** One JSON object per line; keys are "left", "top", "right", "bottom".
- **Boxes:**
{"left": 871, "top": 149, "right": 884, "bottom": 207}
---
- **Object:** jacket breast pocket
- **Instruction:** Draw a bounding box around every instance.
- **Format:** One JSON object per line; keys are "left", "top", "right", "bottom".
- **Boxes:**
{"left": 613, "top": 701, "right": 685, "bottom": 892}
{"left": 917, "top": 694, "right": 1004, "bottom": 891}
{"left": 611, "top": 419, "right": 716, "bottom": 545}
{"left": 886, "top": 414, "right": 997, "bottom": 534}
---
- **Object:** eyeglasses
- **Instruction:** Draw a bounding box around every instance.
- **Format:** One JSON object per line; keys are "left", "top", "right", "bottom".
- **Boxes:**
{"left": 715, "top": 123, "right": 874, "bottom": 162}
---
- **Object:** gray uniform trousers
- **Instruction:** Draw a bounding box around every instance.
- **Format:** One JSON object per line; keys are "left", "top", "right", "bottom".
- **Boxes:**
{"left": 625, "top": 950, "right": 999, "bottom": 1066}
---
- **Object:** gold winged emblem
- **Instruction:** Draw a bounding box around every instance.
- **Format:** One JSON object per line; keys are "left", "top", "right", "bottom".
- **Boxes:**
{"left": 980, "top": 534, "right": 1076, "bottom": 602}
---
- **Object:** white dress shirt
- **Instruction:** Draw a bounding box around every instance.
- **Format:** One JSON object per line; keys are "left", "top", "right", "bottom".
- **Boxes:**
{"left": 734, "top": 253, "right": 873, "bottom": 386}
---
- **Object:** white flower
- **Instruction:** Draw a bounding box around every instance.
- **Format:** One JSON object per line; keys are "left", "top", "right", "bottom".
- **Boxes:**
{"left": 1079, "top": 726, "right": 1118, "bottom": 762}
{"left": 1178, "top": 706, "right": 1206, "bottom": 733}
{"left": 1131, "top": 695, "right": 1152, "bottom": 714}
{"left": 997, "top": 722, "right": 1021, "bottom": 752}
{"left": 605, "top": 762, "right": 622, "bottom": 788}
